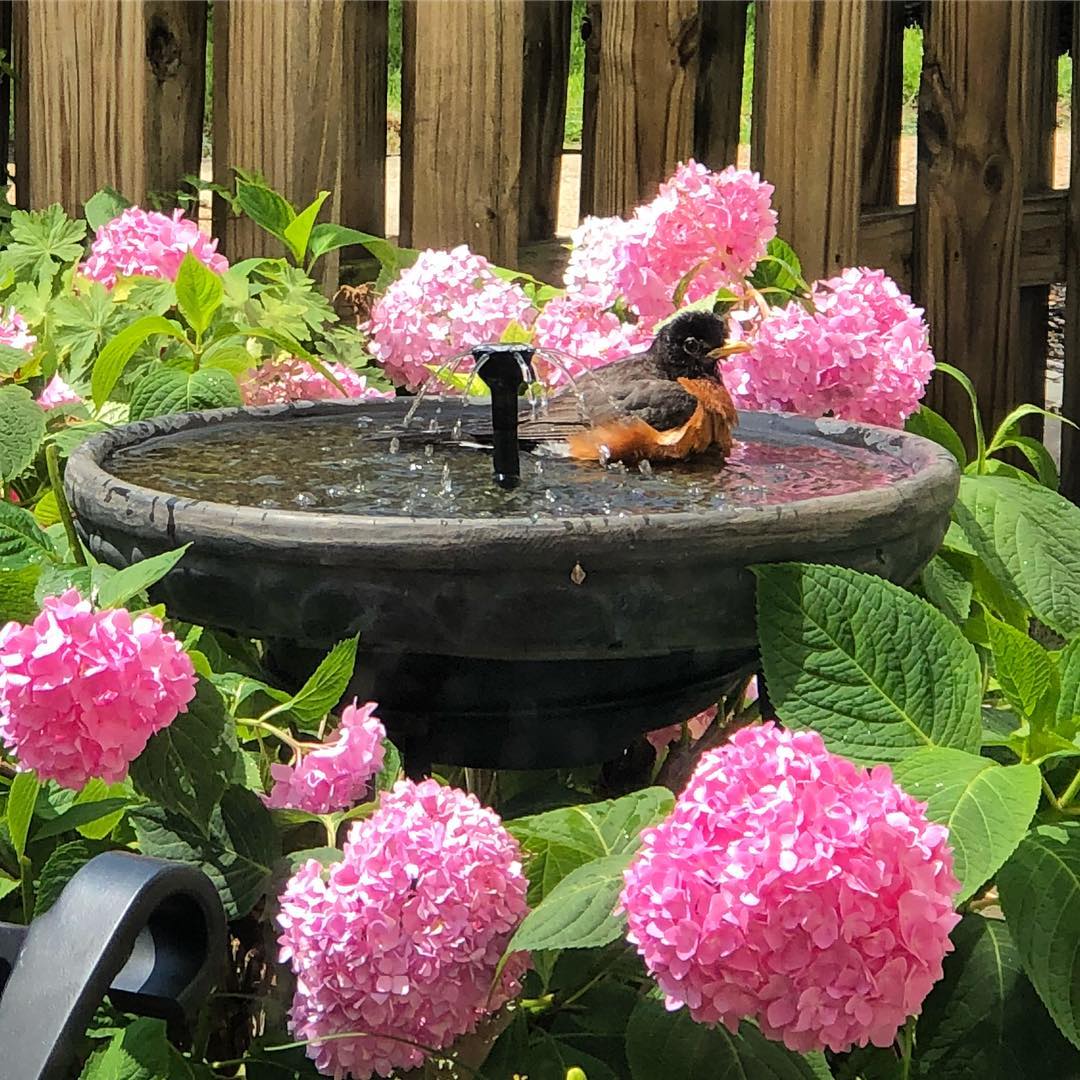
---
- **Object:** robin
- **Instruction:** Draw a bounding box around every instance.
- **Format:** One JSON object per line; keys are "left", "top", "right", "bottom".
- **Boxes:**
{"left": 521, "top": 310, "right": 744, "bottom": 466}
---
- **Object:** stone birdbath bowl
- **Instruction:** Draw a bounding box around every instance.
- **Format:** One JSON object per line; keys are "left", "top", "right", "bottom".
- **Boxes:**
{"left": 65, "top": 386, "right": 959, "bottom": 769}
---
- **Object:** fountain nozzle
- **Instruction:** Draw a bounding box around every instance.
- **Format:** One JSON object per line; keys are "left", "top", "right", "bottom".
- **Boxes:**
{"left": 473, "top": 344, "right": 535, "bottom": 490}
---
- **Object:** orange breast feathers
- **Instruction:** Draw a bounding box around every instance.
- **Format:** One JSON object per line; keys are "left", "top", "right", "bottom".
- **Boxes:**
{"left": 566, "top": 378, "right": 738, "bottom": 465}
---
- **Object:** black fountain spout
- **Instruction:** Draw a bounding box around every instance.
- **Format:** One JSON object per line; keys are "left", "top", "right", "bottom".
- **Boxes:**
{"left": 472, "top": 343, "right": 536, "bottom": 490}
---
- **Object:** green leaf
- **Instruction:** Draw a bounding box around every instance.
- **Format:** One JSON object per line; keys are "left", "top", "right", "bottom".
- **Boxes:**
{"left": 31, "top": 798, "right": 133, "bottom": 842}
{"left": 79, "top": 1017, "right": 196, "bottom": 1080}
{"left": 91, "top": 314, "right": 188, "bottom": 407}
{"left": 508, "top": 788, "right": 674, "bottom": 905}
{"left": 748, "top": 237, "right": 809, "bottom": 304}
{"left": 755, "top": 563, "right": 982, "bottom": 762}
{"left": 985, "top": 615, "right": 1059, "bottom": 730}
{"left": 127, "top": 365, "right": 241, "bottom": 421}
{"left": 919, "top": 553, "right": 973, "bottom": 624}
{"left": 0, "top": 564, "right": 42, "bottom": 622}
{"left": 174, "top": 252, "right": 224, "bottom": 336}
{"left": 2, "top": 205, "right": 87, "bottom": 283}
{"left": 934, "top": 363, "right": 986, "bottom": 465}
{"left": 73, "top": 779, "right": 133, "bottom": 840}
{"left": 987, "top": 403, "right": 1076, "bottom": 455}
{"left": 129, "top": 681, "right": 239, "bottom": 832}
{"left": 1056, "top": 638, "right": 1080, "bottom": 741}
{"left": 0, "top": 385, "right": 46, "bottom": 483}
{"left": 235, "top": 180, "right": 295, "bottom": 244}
{"left": 95, "top": 545, "right": 189, "bottom": 609}
{"left": 273, "top": 635, "right": 359, "bottom": 729}
{"left": 8, "top": 769, "right": 38, "bottom": 860}
{"left": 374, "top": 739, "right": 402, "bottom": 793}
{"left": 955, "top": 474, "right": 1080, "bottom": 638}
{"left": 507, "top": 851, "right": 631, "bottom": 953}
{"left": 906, "top": 405, "right": 968, "bottom": 468}
{"left": 626, "top": 998, "right": 830, "bottom": 1080}
{"left": 997, "top": 823, "right": 1080, "bottom": 1049}
{"left": 283, "top": 190, "right": 330, "bottom": 263}
{"left": 915, "top": 915, "right": 1079, "bottom": 1080}
{"left": 0, "top": 502, "right": 53, "bottom": 569}
{"left": 200, "top": 343, "right": 256, "bottom": 376}
{"left": 893, "top": 748, "right": 1040, "bottom": 902}
{"left": 308, "top": 222, "right": 417, "bottom": 278}
{"left": 0, "top": 343, "right": 31, "bottom": 377}
{"left": 83, "top": 187, "right": 131, "bottom": 231}
{"left": 35, "top": 839, "right": 93, "bottom": 916}
{"left": 990, "top": 435, "right": 1060, "bottom": 490}
{"left": 124, "top": 277, "right": 179, "bottom": 316}
{"left": 132, "top": 786, "right": 278, "bottom": 919}
{"left": 32, "top": 491, "right": 61, "bottom": 529}
{"left": 515, "top": 1032, "right": 620, "bottom": 1080}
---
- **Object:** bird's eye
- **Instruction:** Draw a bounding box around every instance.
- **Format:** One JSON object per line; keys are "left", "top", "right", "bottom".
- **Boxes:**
{"left": 683, "top": 336, "right": 705, "bottom": 357}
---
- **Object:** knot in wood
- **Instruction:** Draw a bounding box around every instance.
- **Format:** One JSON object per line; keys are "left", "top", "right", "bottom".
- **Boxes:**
{"left": 146, "top": 15, "right": 182, "bottom": 82}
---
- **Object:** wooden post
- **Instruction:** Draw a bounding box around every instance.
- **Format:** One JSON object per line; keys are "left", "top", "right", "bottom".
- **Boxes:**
{"left": 751, "top": 0, "right": 865, "bottom": 280}
{"left": 579, "top": 0, "right": 602, "bottom": 218}
{"left": 1062, "top": 9, "right": 1080, "bottom": 500}
{"left": 340, "top": 0, "right": 389, "bottom": 242}
{"left": 915, "top": 1, "right": 1024, "bottom": 445}
{"left": 860, "top": 0, "right": 905, "bottom": 209}
{"left": 399, "top": 0, "right": 524, "bottom": 266}
{"left": 694, "top": 0, "right": 747, "bottom": 173}
{"left": 15, "top": 0, "right": 205, "bottom": 213}
{"left": 586, "top": 0, "right": 700, "bottom": 218}
{"left": 519, "top": 0, "right": 571, "bottom": 244}
{"left": 213, "top": 0, "right": 347, "bottom": 271}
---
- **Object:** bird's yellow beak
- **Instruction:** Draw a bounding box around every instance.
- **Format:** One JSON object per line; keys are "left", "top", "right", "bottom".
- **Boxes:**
{"left": 707, "top": 341, "right": 752, "bottom": 360}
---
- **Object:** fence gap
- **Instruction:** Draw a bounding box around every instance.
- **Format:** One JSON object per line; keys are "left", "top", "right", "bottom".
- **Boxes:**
{"left": 694, "top": 0, "right": 747, "bottom": 173}
{"left": 519, "top": 1, "right": 570, "bottom": 245}
{"left": 399, "top": 0, "right": 523, "bottom": 266}
{"left": 579, "top": 0, "right": 601, "bottom": 219}
{"left": 860, "top": 0, "right": 904, "bottom": 209}
{"left": 585, "top": 0, "right": 699, "bottom": 219}
{"left": 1062, "top": 7, "right": 1080, "bottom": 499}
{"left": 751, "top": 0, "right": 865, "bottom": 281}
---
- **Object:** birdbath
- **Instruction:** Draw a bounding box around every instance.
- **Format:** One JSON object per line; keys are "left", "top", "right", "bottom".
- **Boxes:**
{"left": 65, "top": 349, "right": 959, "bottom": 769}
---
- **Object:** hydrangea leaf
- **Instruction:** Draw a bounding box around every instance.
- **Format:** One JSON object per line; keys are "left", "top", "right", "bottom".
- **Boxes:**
{"left": 509, "top": 788, "right": 674, "bottom": 904}
{"left": 955, "top": 474, "right": 1080, "bottom": 638}
{"left": 513, "top": 1033, "right": 619, "bottom": 1080}
{"left": 83, "top": 186, "right": 131, "bottom": 232}
{"left": 95, "top": 544, "right": 189, "bottom": 609}
{"left": 91, "top": 314, "right": 188, "bottom": 407}
{"left": 268, "top": 634, "right": 359, "bottom": 730}
{"left": 175, "top": 251, "right": 223, "bottom": 336}
{"left": 919, "top": 552, "right": 973, "bottom": 624}
{"left": 997, "top": 823, "right": 1080, "bottom": 1049}
{"left": 0, "top": 564, "right": 42, "bottom": 623}
{"left": 34, "top": 839, "right": 95, "bottom": 917}
{"left": 985, "top": 614, "right": 1059, "bottom": 732}
{"left": 0, "top": 384, "right": 46, "bottom": 483}
{"left": 906, "top": 404, "right": 967, "bottom": 467}
{"left": 893, "top": 748, "right": 1040, "bottom": 902}
{"left": 78, "top": 1017, "right": 197, "bottom": 1080}
{"left": 132, "top": 786, "right": 278, "bottom": 919}
{"left": 7, "top": 768, "right": 39, "bottom": 860}
{"left": 508, "top": 851, "right": 632, "bottom": 952}
{"left": 915, "top": 915, "right": 1078, "bottom": 1079}
{"left": 127, "top": 365, "right": 241, "bottom": 421}
{"left": 755, "top": 563, "right": 982, "bottom": 762}
{"left": 0, "top": 502, "right": 54, "bottom": 569}
{"left": 1055, "top": 638, "right": 1080, "bottom": 740}
{"left": 626, "top": 998, "right": 831, "bottom": 1080}
{"left": 129, "top": 681, "right": 239, "bottom": 833}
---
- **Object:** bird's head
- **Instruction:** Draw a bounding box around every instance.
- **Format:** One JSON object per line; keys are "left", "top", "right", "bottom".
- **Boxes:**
{"left": 652, "top": 311, "right": 731, "bottom": 380}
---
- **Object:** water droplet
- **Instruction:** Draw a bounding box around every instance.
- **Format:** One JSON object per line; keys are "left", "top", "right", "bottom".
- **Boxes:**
{"left": 638, "top": 459, "right": 653, "bottom": 477}
{"left": 544, "top": 488, "right": 557, "bottom": 504}
{"left": 424, "top": 443, "right": 434, "bottom": 459}
{"left": 408, "top": 462, "right": 423, "bottom": 472}
{"left": 389, "top": 436, "right": 401, "bottom": 454}
{"left": 441, "top": 463, "right": 452, "bottom": 494}
{"left": 428, "top": 418, "right": 440, "bottom": 433}
{"left": 355, "top": 415, "right": 373, "bottom": 427}
{"left": 294, "top": 491, "right": 317, "bottom": 508}
{"left": 325, "top": 485, "right": 348, "bottom": 499}
{"left": 570, "top": 562, "right": 587, "bottom": 585}
{"left": 451, "top": 419, "right": 463, "bottom": 441}
{"left": 598, "top": 445, "right": 612, "bottom": 466}
{"left": 257, "top": 498, "right": 280, "bottom": 509}
{"left": 533, "top": 459, "right": 544, "bottom": 477}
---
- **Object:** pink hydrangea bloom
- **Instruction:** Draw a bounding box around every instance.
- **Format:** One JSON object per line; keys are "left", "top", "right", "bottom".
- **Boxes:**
{"left": 278, "top": 778, "right": 530, "bottom": 1078}
{"left": 364, "top": 245, "right": 534, "bottom": 391}
{"left": 563, "top": 215, "right": 646, "bottom": 309}
{"left": 621, "top": 722, "right": 960, "bottom": 1054}
{"left": 532, "top": 293, "right": 651, "bottom": 384}
{"left": 241, "top": 357, "right": 395, "bottom": 406}
{"left": 0, "top": 308, "right": 36, "bottom": 356}
{"left": 36, "top": 374, "right": 82, "bottom": 410}
{"left": 0, "top": 590, "right": 197, "bottom": 788}
{"left": 81, "top": 207, "right": 228, "bottom": 289}
{"left": 722, "top": 268, "right": 934, "bottom": 427}
{"left": 265, "top": 700, "right": 386, "bottom": 814}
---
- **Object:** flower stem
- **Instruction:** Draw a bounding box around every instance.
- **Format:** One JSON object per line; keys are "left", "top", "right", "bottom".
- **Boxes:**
{"left": 45, "top": 443, "right": 86, "bottom": 567}
{"left": 899, "top": 1015, "right": 915, "bottom": 1080}
{"left": 245, "top": 715, "right": 304, "bottom": 754}
{"left": 1042, "top": 775, "right": 1063, "bottom": 812}
{"left": 1058, "top": 767, "right": 1080, "bottom": 810}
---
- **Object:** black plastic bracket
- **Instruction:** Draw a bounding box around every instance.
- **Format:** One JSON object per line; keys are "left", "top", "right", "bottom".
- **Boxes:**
{"left": 473, "top": 344, "right": 536, "bottom": 490}
{"left": 0, "top": 851, "right": 226, "bottom": 1080}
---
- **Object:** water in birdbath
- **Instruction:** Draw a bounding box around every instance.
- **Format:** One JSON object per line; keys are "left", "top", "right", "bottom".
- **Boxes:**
{"left": 106, "top": 412, "right": 914, "bottom": 520}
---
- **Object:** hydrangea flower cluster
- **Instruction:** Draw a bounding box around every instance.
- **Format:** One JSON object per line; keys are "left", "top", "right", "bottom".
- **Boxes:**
{"left": 81, "top": 207, "right": 228, "bottom": 289}
{"left": 532, "top": 293, "right": 652, "bottom": 382}
{"left": 278, "top": 778, "right": 530, "bottom": 1079}
{"left": 620, "top": 722, "right": 960, "bottom": 1054}
{"left": 36, "top": 374, "right": 82, "bottom": 410}
{"left": 265, "top": 700, "right": 386, "bottom": 814}
{"left": 0, "top": 308, "right": 36, "bottom": 356}
{"left": 722, "top": 267, "right": 935, "bottom": 427}
{"left": 364, "top": 246, "right": 534, "bottom": 390}
{"left": 240, "top": 357, "right": 394, "bottom": 406}
{"left": 0, "top": 590, "right": 197, "bottom": 788}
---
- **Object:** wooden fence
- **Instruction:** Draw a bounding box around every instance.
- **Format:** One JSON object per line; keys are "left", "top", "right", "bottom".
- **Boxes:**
{"left": 6, "top": 0, "right": 1080, "bottom": 494}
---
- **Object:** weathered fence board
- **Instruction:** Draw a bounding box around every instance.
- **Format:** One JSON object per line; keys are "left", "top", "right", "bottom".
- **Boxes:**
{"left": 586, "top": 0, "right": 699, "bottom": 218}
{"left": 752, "top": 0, "right": 865, "bottom": 281}
{"left": 694, "top": 0, "right": 747, "bottom": 173}
{"left": 916, "top": 0, "right": 1025, "bottom": 444}
{"left": 16, "top": 0, "right": 204, "bottom": 213}
{"left": 399, "top": 0, "right": 524, "bottom": 265}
